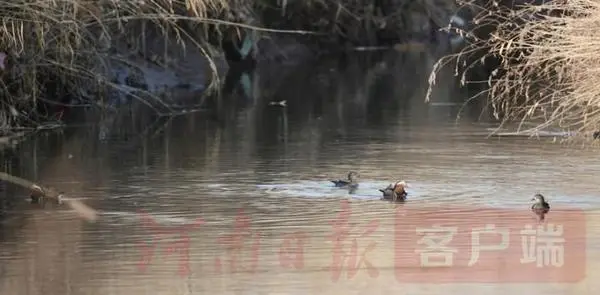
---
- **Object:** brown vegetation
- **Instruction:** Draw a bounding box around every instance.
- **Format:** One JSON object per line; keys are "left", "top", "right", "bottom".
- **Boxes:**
{"left": 427, "top": 0, "right": 600, "bottom": 141}
{"left": 0, "top": 0, "right": 238, "bottom": 131}
{"left": 0, "top": 0, "right": 455, "bottom": 132}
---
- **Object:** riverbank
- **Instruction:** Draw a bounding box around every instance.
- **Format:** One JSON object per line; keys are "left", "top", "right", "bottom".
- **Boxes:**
{"left": 426, "top": 0, "right": 600, "bottom": 142}
{"left": 0, "top": 0, "right": 464, "bottom": 133}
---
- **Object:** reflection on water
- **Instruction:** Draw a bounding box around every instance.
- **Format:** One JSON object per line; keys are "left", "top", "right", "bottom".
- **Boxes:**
{"left": 1, "top": 49, "right": 599, "bottom": 294}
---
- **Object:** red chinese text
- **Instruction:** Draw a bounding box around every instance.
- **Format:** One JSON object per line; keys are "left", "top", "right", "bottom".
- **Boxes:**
{"left": 137, "top": 210, "right": 205, "bottom": 276}
{"left": 325, "top": 199, "right": 379, "bottom": 282}
{"left": 279, "top": 232, "right": 308, "bottom": 270}
{"left": 215, "top": 208, "right": 261, "bottom": 274}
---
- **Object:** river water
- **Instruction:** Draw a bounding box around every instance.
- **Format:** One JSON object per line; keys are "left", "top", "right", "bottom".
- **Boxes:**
{"left": 0, "top": 49, "right": 599, "bottom": 294}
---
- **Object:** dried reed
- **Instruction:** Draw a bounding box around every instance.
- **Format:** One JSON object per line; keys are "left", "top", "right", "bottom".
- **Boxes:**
{"left": 427, "top": 0, "right": 600, "bottom": 141}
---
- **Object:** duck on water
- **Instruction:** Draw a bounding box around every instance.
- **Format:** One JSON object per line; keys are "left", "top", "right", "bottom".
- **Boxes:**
{"left": 331, "top": 171, "right": 359, "bottom": 189}
{"left": 379, "top": 181, "right": 409, "bottom": 202}
{"left": 531, "top": 193, "right": 550, "bottom": 221}
{"left": 329, "top": 172, "right": 546, "bottom": 217}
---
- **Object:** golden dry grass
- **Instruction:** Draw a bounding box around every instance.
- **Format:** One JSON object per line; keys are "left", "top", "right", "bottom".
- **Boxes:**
{"left": 0, "top": 0, "right": 237, "bottom": 130}
{"left": 427, "top": 0, "right": 600, "bottom": 142}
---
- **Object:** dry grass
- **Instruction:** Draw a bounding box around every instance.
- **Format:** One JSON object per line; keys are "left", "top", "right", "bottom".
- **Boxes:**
{"left": 426, "top": 0, "right": 600, "bottom": 142}
{"left": 0, "top": 0, "right": 242, "bottom": 130}
{"left": 0, "top": 0, "right": 455, "bottom": 132}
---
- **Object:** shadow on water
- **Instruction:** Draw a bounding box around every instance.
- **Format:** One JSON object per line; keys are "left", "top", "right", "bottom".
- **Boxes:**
{"left": 0, "top": 46, "right": 599, "bottom": 294}
{"left": 216, "top": 47, "right": 481, "bottom": 137}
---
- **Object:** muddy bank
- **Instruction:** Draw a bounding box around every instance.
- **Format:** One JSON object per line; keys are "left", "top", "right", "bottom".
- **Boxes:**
{"left": 0, "top": 0, "right": 471, "bottom": 132}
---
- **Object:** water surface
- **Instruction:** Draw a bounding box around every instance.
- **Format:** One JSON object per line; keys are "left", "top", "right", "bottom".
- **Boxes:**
{"left": 0, "top": 49, "right": 598, "bottom": 294}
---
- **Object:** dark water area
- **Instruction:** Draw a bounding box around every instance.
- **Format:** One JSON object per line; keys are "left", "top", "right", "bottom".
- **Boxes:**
{"left": 0, "top": 48, "right": 599, "bottom": 294}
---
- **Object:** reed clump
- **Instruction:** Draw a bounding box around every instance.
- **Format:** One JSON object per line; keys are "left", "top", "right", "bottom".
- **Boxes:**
{"left": 427, "top": 0, "right": 600, "bottom": 140}
{"left": 0, "top": 0, "right": 239, "bottom": 131}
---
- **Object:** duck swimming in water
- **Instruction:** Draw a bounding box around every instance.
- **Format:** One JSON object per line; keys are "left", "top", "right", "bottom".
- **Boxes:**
{"left": 331, "top": 171, "right": 359, "bottom": 189}
{"left": 379, "top": 181, "right": 408, "bottom": 202}
{"left": 531, "top": 193, "right": 550, "bottom": 221}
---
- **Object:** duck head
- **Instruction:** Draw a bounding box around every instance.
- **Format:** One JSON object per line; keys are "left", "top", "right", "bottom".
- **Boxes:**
{"left": 531, "top": 193, "right": 546, "bottom": 203}
{"left": 393, "top": 181, "right": 409, "bottom": 195}
{"left": 347, "top": 171, "right": 359, "bottom": 182}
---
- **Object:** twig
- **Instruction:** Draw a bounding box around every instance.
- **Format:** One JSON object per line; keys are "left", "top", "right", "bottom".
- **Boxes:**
{"left": 0, "top": 172, "right": 98, "bottom": 222}
{"left": 0, "top": 131, "right": 28, "bottom": 145}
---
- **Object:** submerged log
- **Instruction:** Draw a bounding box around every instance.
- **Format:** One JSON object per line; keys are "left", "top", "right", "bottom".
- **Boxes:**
{"left": 0, "top": 172, "right": 98, "bottom": 222}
